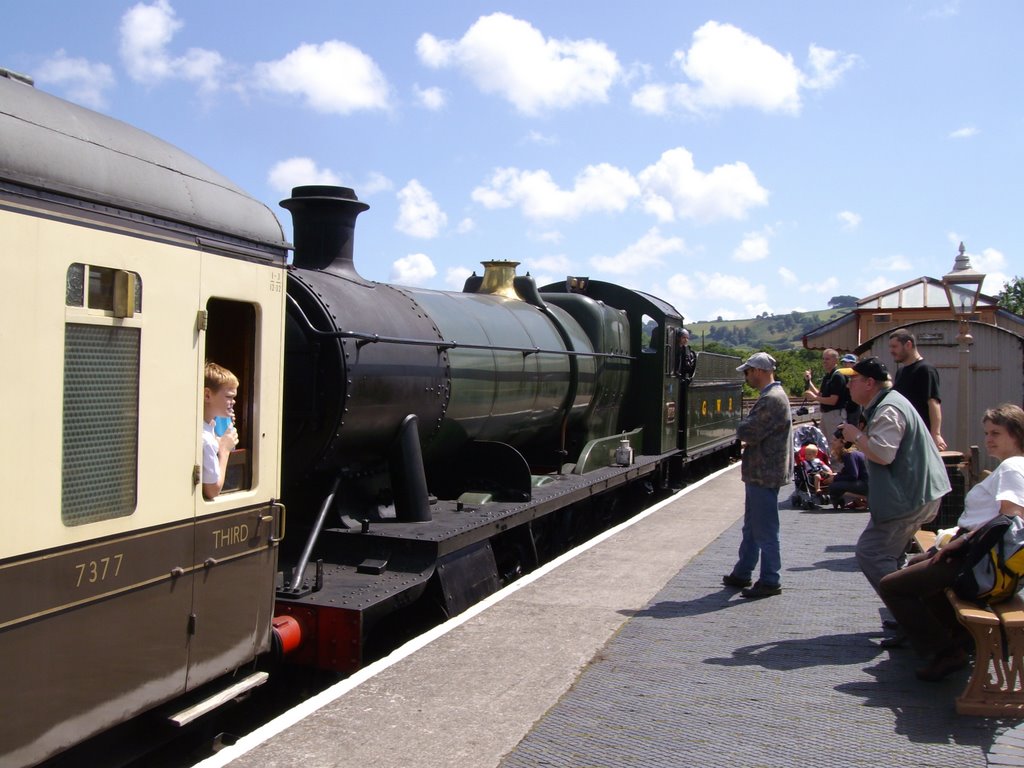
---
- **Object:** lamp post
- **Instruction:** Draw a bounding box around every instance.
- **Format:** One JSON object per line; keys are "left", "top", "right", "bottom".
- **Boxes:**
{"left": 941, "top": 242, "right": 985, "bottom": 460}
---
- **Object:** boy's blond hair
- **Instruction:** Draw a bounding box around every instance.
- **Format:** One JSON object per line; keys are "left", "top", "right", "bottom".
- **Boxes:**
{"left": 205, "top": 361, "right": 239, "bottom": 392}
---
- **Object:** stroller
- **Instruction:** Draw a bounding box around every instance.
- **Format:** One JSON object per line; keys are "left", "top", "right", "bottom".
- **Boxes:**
{"left": 790, "top": 422, "right": 831, "bottom": 509}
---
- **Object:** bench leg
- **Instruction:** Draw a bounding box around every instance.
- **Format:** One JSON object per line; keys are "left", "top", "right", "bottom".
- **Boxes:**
{"left": 954, "top": 615, "right": 1024, "bottom": 716}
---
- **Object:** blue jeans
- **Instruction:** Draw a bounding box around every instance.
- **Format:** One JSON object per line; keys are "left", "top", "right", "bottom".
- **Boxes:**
{"left": 732, "top": 483, "right": 782, "bottom": 587}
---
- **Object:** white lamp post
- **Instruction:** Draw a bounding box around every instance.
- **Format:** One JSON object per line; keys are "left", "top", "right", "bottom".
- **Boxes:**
{"left": 941, "top": 242, "right": 985, "bottom": 458}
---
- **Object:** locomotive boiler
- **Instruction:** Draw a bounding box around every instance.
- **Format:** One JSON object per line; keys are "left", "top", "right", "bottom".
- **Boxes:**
{"left": 271, "top": 185, "right": 742, "bottom": 674}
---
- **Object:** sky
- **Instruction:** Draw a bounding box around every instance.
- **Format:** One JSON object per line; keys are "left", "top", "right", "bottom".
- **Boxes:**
{"left": 3, "top": 1, "right": 1021, "bottom": 323}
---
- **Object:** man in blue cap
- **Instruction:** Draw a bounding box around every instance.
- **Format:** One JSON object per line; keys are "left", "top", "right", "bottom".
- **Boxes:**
{"left": 723, "top": 352, "right": 793, "bottom": 599}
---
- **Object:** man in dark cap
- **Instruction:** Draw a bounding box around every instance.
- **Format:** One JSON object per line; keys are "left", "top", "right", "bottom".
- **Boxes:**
{"left": 723, "top": 352, "right": 793, "bottom": 599}
{"left": 840, "top": 357, "right": 950, "bottom": 638}
{"left": 676, "top": 327, "right": 697, "bottom": 382}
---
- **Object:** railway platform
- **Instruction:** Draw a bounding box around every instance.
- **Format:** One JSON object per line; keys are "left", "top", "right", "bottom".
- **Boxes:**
{"left": 200, "top": 463, "right": 1021, "bottom": 768}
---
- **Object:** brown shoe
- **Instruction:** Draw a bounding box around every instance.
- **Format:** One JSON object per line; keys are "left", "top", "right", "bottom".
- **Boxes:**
{"left": 915, "top": 649, "right": 968, "bottom": 682}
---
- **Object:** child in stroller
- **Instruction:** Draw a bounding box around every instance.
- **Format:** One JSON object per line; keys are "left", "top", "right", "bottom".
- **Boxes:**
{"left": 790, "top": 422, "right": 832, "bottom": 509}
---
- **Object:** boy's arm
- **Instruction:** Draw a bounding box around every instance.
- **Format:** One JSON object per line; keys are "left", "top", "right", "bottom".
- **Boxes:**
{"left": 202, "top": 428, "right": 237, "bottom": 499}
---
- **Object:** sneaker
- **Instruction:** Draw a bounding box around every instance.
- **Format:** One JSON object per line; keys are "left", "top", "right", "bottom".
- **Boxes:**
{"left": 741, "top": 582, "right": 782, "bottom": 599}
{"left": 722, "top": 573, "right": 753, "bottom": 588}
{"left": 879, "top": 633, "right": 908, "bottom": 649}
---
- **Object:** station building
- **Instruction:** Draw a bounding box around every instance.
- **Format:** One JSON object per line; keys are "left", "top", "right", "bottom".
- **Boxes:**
{"left": 803, "top": 245, "right": 1024, "bottom": 497}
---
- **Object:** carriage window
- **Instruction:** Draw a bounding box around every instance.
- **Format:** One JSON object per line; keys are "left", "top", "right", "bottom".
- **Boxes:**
{"left": 203, "top": 298, "right": 257, "bottom": 497}
{"left": 62, "top": 323, "right": 140, "bottom": 525}
{"left": 67, "top": 263, "right": 143, "bottom": 315}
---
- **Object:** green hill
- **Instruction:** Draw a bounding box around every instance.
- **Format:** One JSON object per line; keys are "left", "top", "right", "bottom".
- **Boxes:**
{"left": 686, "top": 308, "right": 851, "bottom": 352}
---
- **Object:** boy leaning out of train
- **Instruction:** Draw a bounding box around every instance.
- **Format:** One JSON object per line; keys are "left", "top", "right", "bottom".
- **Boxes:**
{"left": 202, "top": 362, "right": 240, "bottom": 499}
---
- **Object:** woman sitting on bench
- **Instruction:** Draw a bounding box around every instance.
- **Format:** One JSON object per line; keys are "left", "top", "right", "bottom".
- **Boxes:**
{"left": 877, "top": 404, "right": 1024, "bottom": 681}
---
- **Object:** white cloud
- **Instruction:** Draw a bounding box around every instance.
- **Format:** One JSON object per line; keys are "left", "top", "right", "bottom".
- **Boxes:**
{"left": 472, "top": 163, "right": 638, "bottom": 220}
{"left": 971, "top": 246, "right": 1006, "bottom": 273}
{"left": 396, "top": 180, "right": 447, "bottom": 238}
{"left": 534, "top": 230, "right": 563, "bottom": 244}
{"left": 120, "top": 0, "right": 224, "bottom": 92}
{"left": 254, "top": 41, "right": 391, "bottom": 114}
{"left": 667, "top": 273, "right": 697, "bottom": 299}
{"left": 745, "top": 302, "right": 774, "bottom": 317}
{"left": 415, "top": 84, "right": 446, "bottom": 110}
{"left": 778, "top": 266, "right": 799, "bottom": 285}
{"left": 472, "top": 146, "right": 765, "bottom": 224}
{"left": 968, "top": 246, "right": 1009, "bottom": 295}
{"left": 861, "top": 275, "right": 891, "bottom": 296}
{"left": 837, "top": 210, "right": 861, "bottom": 230}
{"left": 631, "top": 83, "right": 669, "bottom": 115}
{"left": 35, "top": 50, "right": 115, "bottom": 109}
{"left": 416, "top": 12, "right": 621, "bottom": 115}
{"left": 868, "top": 254, "right": 912, "bottom": 272}
{"left": 799, "top": 275, "right": 839, "bottom": 294}
{"left": 529, "top": 254, "right": 574, "bottom": 273}
{"left": 733, "top": 230, "right": 771, "bottom": 262}
{"left": 632, "top": 21, "right": 856, "bottom": 116}
{"left": 697, "top": 272, "right": 767, "bottom": 303}
{"left": 391, "top": 253, "right": 437, "bottom": 284}
{"left": 455, "top": 217, "right": 475, "bottom": 234}
{"left": 591, "top": 228, "right": 686, "bottom": 275}
{"left": 359, "top": 171, "right": 393, "bottom": 195}
{"left": 926, "top": 1, "right": 961, "bottom": 19}
{"left": 524, "top": 130, "right": 558, "bottom": 146}
{"left": 949, "top": 126, "right": 979, "bottom": 139}
{"left": 267, "top": 157, "right": 342, "bottom": 193}
{"left": 532, "top": 273, "right": 558, "bottom": 288}
{"left": 802, "top": 44, "right": 859, "bottom": 90}
{"left": 638, "top": 147, "right": 768, "bottom": 222}
{"left": 445, "top": 265, "right": 473, "bottom": 289}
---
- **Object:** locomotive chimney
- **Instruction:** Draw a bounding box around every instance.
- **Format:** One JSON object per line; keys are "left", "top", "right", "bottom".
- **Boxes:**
{"left": 280, "top": 185, "right": 369, "bottom": 277}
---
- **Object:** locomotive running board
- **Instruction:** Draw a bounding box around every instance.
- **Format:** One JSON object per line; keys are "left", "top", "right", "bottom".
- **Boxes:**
{"left": 168, "top": 671, "right": 269, "bottom": 727}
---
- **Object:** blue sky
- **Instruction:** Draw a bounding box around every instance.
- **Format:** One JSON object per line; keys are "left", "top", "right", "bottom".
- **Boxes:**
{"left": 4, "top": 1, "right": 1020, "bottom": 322}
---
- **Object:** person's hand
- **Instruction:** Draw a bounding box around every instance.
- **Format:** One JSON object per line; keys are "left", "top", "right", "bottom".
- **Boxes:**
{"left": 839, "top": 423, "right": 860, "bottom": 444}
{"left": 907, "top": 550, "right": 932, "bottom": 566}
{"left": 803, "top": 370, "right": 812, "bottom": 383}
{"left": 216, "top": 422, "right": 239, "bottom": 453}
{"left": 933, "top": 432, "right": 947, "bottom": 451}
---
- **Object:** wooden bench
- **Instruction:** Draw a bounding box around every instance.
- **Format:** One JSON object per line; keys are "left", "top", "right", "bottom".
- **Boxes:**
{"left": 912, "top": 529, "right": 1024, "bottom": 717}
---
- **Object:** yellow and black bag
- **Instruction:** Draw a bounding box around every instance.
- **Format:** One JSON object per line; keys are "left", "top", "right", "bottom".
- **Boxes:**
{"left": 953, "top": 515, "right": 1024, "bottom": 605}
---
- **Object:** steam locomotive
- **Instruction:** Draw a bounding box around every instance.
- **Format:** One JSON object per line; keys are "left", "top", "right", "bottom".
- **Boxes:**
{"left": 0, "top": 69, "right": 741, "bottom": 766}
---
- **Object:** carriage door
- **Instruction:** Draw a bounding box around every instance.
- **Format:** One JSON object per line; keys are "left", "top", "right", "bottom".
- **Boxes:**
{"left": 187, "top": 253, "right": 279, "bottom": 690}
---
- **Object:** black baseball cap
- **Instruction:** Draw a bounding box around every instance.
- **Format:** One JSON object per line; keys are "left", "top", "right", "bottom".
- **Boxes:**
{"left": 852, "top": 356, "right": 889, "bottom": 382}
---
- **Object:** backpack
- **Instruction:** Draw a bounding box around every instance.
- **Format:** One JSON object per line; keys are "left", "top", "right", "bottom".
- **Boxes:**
{"left": 952, "top": 515, "right": 1024, "bottom": 604}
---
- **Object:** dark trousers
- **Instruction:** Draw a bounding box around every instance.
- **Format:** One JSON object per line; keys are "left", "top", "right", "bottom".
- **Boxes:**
{"left": 828, "top": 479, "right": 868, "bottom": 504}
{"left": 877, "top": 553, "right": 967, "bottom": 657}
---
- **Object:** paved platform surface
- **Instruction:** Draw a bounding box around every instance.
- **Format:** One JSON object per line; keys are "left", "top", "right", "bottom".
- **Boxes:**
{"left": 207, "top": 465, "right": 1021, "bottom": 768}
{"left": 502, "top": 485, "right": 1012, "bottom": 768}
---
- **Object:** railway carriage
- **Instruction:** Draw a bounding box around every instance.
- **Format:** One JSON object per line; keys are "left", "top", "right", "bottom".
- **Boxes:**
{"left": 0, "top": 70, "right": 287, "bottom": 767}
{"left": 0, "top": 69, "right": 741, "bottom": 766}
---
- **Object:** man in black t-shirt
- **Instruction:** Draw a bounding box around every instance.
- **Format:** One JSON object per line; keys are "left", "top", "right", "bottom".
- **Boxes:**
{"left": 804, "top": 348, "right": 849, "bottom": 437}
{"left": 888, "top": 328, "right": 946, "bottom": 450}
